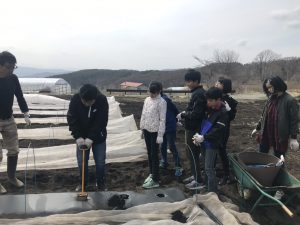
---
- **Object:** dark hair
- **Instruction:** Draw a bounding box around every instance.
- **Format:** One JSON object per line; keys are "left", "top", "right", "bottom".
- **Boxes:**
{"left": 262, "top": 78, "right": 270, "bottom": 96}
{"left": 149, "top": 81, "right": 162, "bottom": 94}
{"left": 206, "top": 87, "right": 223, "bottom": 100}
{"left": 0, "top": 51, "right": 17, "bottom": 66}
{"left": 218, "top": 77, "right": 234, "bottom": 94}
{"left": 268, "top": 76, "right": 287, "bottom": 93}
{"left": 79, "top": 84, "right": 99, "bottom": 100}
{"left": 184, "top": 69, "right": 201, "bottom": 83}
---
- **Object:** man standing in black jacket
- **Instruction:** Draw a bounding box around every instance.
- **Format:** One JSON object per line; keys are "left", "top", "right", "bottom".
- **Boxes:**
{"left": 177, "top": 69, "right": 206, "bottom": 190}
{"left": 0, "top": 51, "right": 31, "bottom": 194}
{"left": 67, "top": 84, "right": 109, "bottom": 191}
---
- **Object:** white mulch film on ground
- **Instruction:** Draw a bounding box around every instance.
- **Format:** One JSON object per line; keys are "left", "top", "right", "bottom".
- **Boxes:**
{"left": 0, "top": 94, "right": 259, "bottom": 224}
{"left": 0, "top": 95, "right": 145, "bottom": 170}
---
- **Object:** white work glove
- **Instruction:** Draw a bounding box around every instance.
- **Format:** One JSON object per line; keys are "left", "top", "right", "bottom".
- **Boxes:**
{"left": 224, "top": 101, "right": 231, "bottom": 112}
{"left": 177, "top": 121, "right": 183, "bottom": 127}
{"left": 85, "top": 138, "right": 93, "bottom": 149}
{"left": 251, "top": 129, "right": 258, "bottom": 138}
{"left": 76, "top": 138, "right": 85, "bottom": 148}
{"left": 290, "top": 139, "right": 299, "bottom": 151}
{"left": 24, "top": 112, "right": 31, "bottom": 126}
{"left": 156, "top": 136, "right": 163, "bottom": 144}
{"left": 176, "top": 111, "right": 186, "bottom": 121}
{"left": 192, "top": 133, "right": 204, "bottom": 146}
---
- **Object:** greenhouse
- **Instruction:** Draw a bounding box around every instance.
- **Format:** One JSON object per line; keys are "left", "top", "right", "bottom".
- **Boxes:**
{"left": 19, "top": 78, "right": 71, "bottom": 95}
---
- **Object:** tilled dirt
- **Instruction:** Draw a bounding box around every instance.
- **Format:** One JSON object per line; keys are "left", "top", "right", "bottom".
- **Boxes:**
{"left": 1, "top": 95, "right": 300, "bottom": 224}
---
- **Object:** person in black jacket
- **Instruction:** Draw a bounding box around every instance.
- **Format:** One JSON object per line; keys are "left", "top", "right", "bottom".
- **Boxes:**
{"left": 193, "top": 87, "right": 229, "bottom": 193}
{"left": 67, "top": 84, "right": 109, "bottom": 191}
{"left": 215, "top": 78, "right": 238, "bottom": 185}
{"left": 0, "top": 51, "right": 31, "bottom": 194}
{"left": 177, "top": 69, "right": 206, "bottom": 190}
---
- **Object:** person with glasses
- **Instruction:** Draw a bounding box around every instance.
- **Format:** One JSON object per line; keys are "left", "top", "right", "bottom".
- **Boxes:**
{"left": 0, "top": 51, "right": 31, "bottom": 194}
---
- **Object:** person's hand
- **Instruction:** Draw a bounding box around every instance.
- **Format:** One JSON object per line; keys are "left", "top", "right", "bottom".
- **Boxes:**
{"left": 251, "top": 129, "right": 258, "bottom": 138}
{"left": 290, "top": 139, "right": 299, "bottom": 151}
{"left": 156, "top": 136, "right": 163, "bottom": 144}
{"left": 24, "top": 112, "right": 31, "bottom": 126}
{"left": 224, "top": 101, "right": 231, "bottom": 112}
{"left": 85, "top": 138, "right": 93, "bottom": 149}
{"left": 76, "top": 138, "right": 85, "bottom": 147}
{"left": 177, "top": 121, "right": 183, "bottom": 127}
{"left": 176, "top": 111, "right": 186, "bottom": 121}
{"left": 192, "top": 133, "right": 204, "bottom": 146}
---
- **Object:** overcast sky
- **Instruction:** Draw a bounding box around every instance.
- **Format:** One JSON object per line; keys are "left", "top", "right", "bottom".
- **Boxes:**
{"left": 0, "top": 0, "right": 299, "bottom": 70}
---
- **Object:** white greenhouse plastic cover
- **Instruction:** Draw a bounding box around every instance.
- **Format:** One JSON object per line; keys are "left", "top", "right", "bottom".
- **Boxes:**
{"left": 19, "top": 78, "right": 71, "bottom": 95}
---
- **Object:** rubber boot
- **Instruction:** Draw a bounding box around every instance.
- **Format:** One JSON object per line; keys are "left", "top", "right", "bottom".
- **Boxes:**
{"left": 0, "top": 183, "right": 7, "bottom": 194}
{"left": 7, "top": 155, "right": 24, "bottom": 188}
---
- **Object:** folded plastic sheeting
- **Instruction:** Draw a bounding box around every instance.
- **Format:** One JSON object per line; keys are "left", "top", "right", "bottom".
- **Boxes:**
{"left": 0, "top": 192, "right": 259, "bottom": 225}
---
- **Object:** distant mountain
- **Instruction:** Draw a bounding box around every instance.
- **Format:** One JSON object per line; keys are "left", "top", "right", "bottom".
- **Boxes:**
{"left": 15, "top": 66, "right": 71, "bottom": 77}
{"left": 50, "top": 69, "right": 188, "bottom": 91}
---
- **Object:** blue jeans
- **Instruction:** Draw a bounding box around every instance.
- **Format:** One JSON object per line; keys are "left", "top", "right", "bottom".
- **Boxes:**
{"left": 203, "top": 146, "right": 218, "bottom": 192}
{"left": 160, "top": 131, "right": 182, "bottom": 168}
{"left": 76, "top": 141, "right": 106, "bottom": 186}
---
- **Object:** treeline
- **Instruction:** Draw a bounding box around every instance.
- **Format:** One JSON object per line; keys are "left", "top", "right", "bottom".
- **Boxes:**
{"left": 51, "top": 49, "right": 300, "bottom": 91}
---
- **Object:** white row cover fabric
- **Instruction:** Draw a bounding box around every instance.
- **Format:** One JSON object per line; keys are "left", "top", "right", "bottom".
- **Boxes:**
{"left": 0, "top": 137, "right": 146, "bottom": 170}
{"left": 0, "top": 193, "right": 259, "bottom": 225}
{"left": 13, "top": 101, "right": 122, "bottom": 119}
{"left": 0, "top": 95, "right": 146, "bottom": 170}
{"left": 16, "top": 120, "right": 137, "bottom": 139}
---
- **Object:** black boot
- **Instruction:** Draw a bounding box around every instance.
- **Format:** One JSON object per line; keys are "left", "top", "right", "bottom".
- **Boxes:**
{"left": 7, "top": 155, "right": 24, "bottom": 188}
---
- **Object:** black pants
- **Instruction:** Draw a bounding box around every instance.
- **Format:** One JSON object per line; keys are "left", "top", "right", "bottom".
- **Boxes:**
{"left": 259, "top": 143, "right": 286, "bottom": 158}
{"left": 185, "top": 129, "right": 203, "bottom": 183}
{"left": 143, "top": 129, "right": 159, "bottom": 182}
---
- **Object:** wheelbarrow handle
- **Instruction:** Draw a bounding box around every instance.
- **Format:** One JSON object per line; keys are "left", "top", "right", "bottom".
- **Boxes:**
{"left": 282, "top": 205, "right": 294, "bottom": 217}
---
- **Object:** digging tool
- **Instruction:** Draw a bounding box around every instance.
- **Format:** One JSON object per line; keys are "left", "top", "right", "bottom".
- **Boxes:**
{"left": 77, "top": 145, "right": 88, "bottom": 201}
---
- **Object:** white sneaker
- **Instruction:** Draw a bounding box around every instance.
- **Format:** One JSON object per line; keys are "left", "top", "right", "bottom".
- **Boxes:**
{"left": 143, "top": 174, "right": 153, "bottom": 184}
{"left": 8, "top": 178, "right": 24, "bottom": 188}
{"left": 0, "top": 183, "right": 7, "bottom": 194}
{"left": 274, "top": 190, "right": 285, "bottom": 200}
{"left": 185, "top": 180, "right": 205, "bottom": 190}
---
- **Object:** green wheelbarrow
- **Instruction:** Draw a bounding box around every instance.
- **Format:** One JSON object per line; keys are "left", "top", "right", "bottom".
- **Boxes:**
{"left": 229, "top": 153, "right": 300, "bottom": 217}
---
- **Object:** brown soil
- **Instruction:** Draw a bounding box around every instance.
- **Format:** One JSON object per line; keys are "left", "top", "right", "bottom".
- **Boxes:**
{"left": 1, "top": 95, "right": 300, "bottom": 224}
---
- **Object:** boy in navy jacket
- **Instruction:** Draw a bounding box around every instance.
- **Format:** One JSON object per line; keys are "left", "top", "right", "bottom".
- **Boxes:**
{"left": 193, "top": 87, "right": 229, "bottom": 193}
{"left": 160, "top": 92, "right": 183, "bottom": 177}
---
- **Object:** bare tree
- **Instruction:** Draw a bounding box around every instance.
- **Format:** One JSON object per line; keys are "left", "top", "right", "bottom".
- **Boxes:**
{"left": 212, "top": 49, "right": 240, "bottom": 76}
{"left": 193, "top": 55, "right": 214, "bottom": 84}
{"left": 213, "top": 49, "right": 239, "bottom": 64}
{"left": 253, "top": 49, "right": 281, "bottom": 81}
{"left": 277, "top": 57, "right": 300, "bottom": 81}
